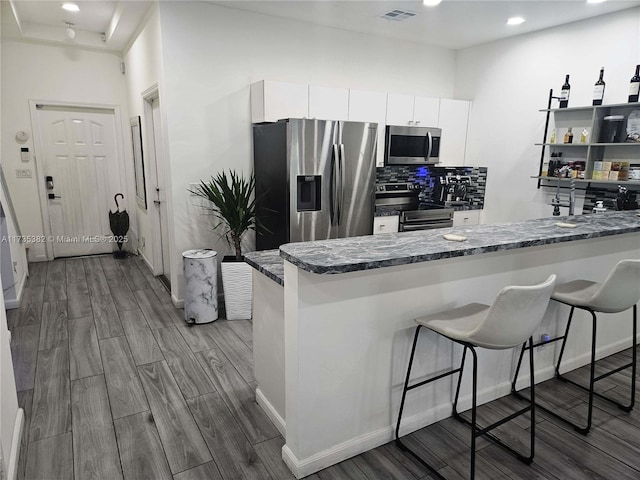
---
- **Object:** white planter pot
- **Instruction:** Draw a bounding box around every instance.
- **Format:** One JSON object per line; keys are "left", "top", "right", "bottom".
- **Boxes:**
{"left": 220, "top": 260, "right": 253, "bottom": 320}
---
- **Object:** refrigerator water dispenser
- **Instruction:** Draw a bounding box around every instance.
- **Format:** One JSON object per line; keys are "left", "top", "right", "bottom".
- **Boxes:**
{"left": 297, "top": 175, "right": 321, "bottom": 211}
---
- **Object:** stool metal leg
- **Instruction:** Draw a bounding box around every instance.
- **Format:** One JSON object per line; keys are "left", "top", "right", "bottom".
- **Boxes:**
{"left": 395, "top": 325, "right": 423, "bottom": 443}
{"left": 397, "top": 333, "right": 538, "bottom": 479}
{"left": 554, "top": 306, "right": 575, "bottom": 378}
{"left": 513, "top": 304, "right": 637, "bottom": 435}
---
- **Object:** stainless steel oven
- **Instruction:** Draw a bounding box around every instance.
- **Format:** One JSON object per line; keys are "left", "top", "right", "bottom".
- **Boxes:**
{"left": 375, "top": 182, "right": 453, "bottom": 231}
{"left": 385, "top": 125, "right": 441, "bottom": 165}
{"left": 399, "top": 209, "right": 453, "bottom": 231}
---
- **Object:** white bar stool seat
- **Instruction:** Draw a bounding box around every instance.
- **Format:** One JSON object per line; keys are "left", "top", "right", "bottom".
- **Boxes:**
{"left": 512, "top": 259, "right": 640, "bottom": 435}
{"left": 395, "top": 274, "right": 556, "bottom": 480}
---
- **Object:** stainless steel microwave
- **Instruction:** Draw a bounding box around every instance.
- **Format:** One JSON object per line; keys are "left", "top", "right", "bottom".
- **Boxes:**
{"left": 385, "top": 125, "right": 441, "bottom": 165}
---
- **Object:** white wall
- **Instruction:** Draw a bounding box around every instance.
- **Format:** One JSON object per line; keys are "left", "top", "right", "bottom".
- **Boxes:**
{"left": 455, "top": 8, "right": 640, "bottom": 224}
{"left": 122, "top": 5, "right": 164, "bottom": 269}
{"left": 0, "top": 7, "right": 21, "bottom": 476}
{"left": 0, "top": 39, "right": 132, "bottom": 261}
{"left": 157, "top": 2, "right": 457, "bottom": 300}
{"left": 0, "top": 179, "right": 28, "bottom": 309}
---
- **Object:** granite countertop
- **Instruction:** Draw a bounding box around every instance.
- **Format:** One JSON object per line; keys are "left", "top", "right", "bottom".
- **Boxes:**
{"left": 245, "top": 211, "right": 640, "bottom": 283}
{"left": 244, "top": 249, "right": 284, "bottom": 286}
{"left": 279, "top": 211, "right": 640, "bottom": 275}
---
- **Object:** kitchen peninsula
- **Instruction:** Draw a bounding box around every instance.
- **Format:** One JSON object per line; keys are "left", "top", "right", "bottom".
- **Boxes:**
{"left": 245, "top": 211, "right": 640, "bottom": 479}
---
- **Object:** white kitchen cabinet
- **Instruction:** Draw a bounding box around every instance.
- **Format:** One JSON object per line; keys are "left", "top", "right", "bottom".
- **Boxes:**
{"left": 412, "top": 96, "right": 440, "bottom": 126}
{"left": 251, "top": 80, "right": 309, "bottom": 123}
{"left": 386, "top": 94, "right": 440, "bottom": 127}
{"left": 348, "top": 89, "right": 387, "bottom": 167}
{"left": 308, "top": 85, "right": 349, "bottom": 120}
{"left": 385, "top": 93, "right": 415, "bottom": 126}
{"left": 438, "top": 99, "right": 471, "bottom": 166}
{"left": 373, "top": 216, "right": 399, "bottom": 234}
{"left": 453, "top": 209, "right": 481, "bottom": 226}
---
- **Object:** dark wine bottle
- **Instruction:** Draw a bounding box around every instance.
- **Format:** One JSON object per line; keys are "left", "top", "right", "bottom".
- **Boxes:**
{"left": 629, "top": 65, "right": 640, "bottom": 103}
{"left": 559, "top": 74, "right": 570, "bottom": 108}
{"left": 592, "top": 67, "right": 605, "bottom": 106}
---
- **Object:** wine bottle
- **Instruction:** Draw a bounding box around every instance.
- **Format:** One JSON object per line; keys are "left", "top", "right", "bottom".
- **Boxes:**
{"left": 559, "top": 74, "right": 570, "bottom": 108}
{"left": 592, "top": 67, "right": 605, "bottom": 106}
{"left": 564, "top": 127, "right": 573, "bottom": 144}
{"left": 629, "top": 65, "right": 640, "bottom": 103}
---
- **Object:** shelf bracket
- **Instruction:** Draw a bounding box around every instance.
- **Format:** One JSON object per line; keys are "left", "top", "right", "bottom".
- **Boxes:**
{"left": 538, "top": 88, "right": 554, "bottom": 189}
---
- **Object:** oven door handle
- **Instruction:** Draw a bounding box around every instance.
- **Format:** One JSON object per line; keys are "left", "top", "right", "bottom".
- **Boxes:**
{"left": 400, "top": 222, "right": 452, "bottom": 232}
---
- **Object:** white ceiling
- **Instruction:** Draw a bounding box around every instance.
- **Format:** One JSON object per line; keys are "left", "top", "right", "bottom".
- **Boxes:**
{"left": 2, "top": 0, "right": 153, "bottom": 51}
{"left": 213, "top": 0, "right": 640, "bottom": 50}
{"left": 2, "top": 0, "right": 640, "bottom": 52}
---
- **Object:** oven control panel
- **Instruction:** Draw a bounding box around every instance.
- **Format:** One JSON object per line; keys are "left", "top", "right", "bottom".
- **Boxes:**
{"left": 375, "top": 183, "right": 420, "bottom": 194}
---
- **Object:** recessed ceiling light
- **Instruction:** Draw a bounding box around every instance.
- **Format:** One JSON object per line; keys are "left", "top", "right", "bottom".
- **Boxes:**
{"left": 587, "top": 0, "right": 607, "bottom": 3}
{"left": 61, "top": 3, "right": 80, "bottom": 12}
{"left": 423, "top": 0, "right": 443, "bottom": 6}
{"left": 507, "top": 16, "right": 526, "bottom": 26}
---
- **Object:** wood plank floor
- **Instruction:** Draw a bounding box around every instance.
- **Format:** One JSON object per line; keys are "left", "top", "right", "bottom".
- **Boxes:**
{"left": 8, "top": 255, "right": 640, "bottom": 479}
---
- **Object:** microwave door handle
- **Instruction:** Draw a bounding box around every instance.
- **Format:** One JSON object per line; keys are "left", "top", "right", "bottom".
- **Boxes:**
{"left": 425, "top": 131, "right": 433, "bottom": 160}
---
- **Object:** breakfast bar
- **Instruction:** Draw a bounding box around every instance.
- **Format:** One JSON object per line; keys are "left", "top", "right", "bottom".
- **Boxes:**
{"left": 245, "top": 211, "right": 640, "bottom": 479}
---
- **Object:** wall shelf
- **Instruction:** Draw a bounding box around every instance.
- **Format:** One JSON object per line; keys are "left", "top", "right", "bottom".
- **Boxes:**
{"left": 535, "top": 90, "right": 640, "bottom": 189}
{"left": 532, "top": 175, "right": 640, "bottom": 187}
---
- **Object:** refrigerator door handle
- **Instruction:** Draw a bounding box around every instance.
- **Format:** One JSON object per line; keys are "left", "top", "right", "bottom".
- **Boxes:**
{"left": 425, "top": 131, "right": 433, "bottom": 161}
{"left": 330, "top": 144, "right": 340, "bottom": 226}
{"left": 338, "top": 144, "right": 346, "bottom": 225}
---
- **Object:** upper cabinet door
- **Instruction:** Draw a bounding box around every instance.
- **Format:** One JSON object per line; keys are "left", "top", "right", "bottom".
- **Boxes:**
{"left": 438, "top": 99, "right": 471, "bottom": 166}
{"left": 349, "top": 90, "right": 387, "bottom": 167}
{"left": 385, "top": 93, "right": 414, "bottom": 126}
{"left": 412, "top": 96, "right": 440, "bottom": 127}
{"left": 308, "top": 86, "right": 349, "bottom": 120}
{"left": 251, "top": 80, "right": 309, "bottom": 123}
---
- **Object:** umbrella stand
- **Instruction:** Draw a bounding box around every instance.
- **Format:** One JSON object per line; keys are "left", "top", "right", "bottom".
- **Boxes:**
{"left": 109, "top": 193, "right": 130, "bottom": 259}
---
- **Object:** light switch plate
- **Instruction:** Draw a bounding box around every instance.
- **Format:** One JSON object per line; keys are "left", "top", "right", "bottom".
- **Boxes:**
{"left": 16, "top": 169, "right": 32, "bottom": 178}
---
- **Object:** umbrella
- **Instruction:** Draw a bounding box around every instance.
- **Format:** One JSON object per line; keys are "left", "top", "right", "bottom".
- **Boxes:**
{"left": 109, "top": 193, "right": 130, "bottom": 258}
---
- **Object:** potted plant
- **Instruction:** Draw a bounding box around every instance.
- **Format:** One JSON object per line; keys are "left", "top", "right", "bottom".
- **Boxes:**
{"left": 190, "top": 170, "right": 260, "bottom": 320}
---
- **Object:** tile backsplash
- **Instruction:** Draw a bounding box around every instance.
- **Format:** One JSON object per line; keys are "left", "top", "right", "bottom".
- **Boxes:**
{"left": 376, "top": 165, "right": 488, "bottom": 209}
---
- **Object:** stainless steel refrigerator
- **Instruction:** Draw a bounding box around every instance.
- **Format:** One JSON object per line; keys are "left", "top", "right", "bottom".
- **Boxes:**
{"left": 253, "top": 118, "right": 377, "bottom": 251}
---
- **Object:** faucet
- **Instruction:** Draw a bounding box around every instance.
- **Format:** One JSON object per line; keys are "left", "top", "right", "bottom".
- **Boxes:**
{"left": 550, "top": 177, "right": 575, "bottom": 216}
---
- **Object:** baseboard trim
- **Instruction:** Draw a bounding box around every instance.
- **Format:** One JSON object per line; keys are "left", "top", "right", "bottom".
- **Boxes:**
{"left": 283, "top": 402, "right": 452, "bottom": 479}
{"left": 4, "top": 298, "right": 19, "bottom": 310}
{"left": 140, "top": 251, "right": 154, "bottom": 274}
{"left": 171, "top": 294, "right": 184, "bottom": 308}
{"left": 255, "top": 387, "right": 286, "bottom": 437}
{"left": 6, "top": 408, "right": 24, "bottom": 480}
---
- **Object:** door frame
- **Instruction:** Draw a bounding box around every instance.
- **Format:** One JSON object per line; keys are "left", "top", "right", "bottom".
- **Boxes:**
{"left": 29, "top": 99, "right": 128, "bottom": 260}
{"left": 141, "top": 85, "right": 173, "bottom": 282}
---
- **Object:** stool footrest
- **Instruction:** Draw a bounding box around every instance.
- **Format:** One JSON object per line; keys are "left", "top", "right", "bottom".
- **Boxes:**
{"left": 454, "top": 404, "right": 533, "bottom": 437}
{"left": 407, "top": 367, "right": 462, "bottom": 392}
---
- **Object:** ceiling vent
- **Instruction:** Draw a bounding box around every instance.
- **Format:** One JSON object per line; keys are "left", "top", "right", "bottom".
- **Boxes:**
{"left": 380, "top": 9, "right": 418, "bottom": 21}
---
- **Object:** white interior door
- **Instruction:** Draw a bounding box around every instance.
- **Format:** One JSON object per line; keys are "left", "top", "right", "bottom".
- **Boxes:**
{"left": 37, "top": 106, "right": 120, "bottom": 257}
{"left": 150, "top": 97, "right": 171, "bottom": 285}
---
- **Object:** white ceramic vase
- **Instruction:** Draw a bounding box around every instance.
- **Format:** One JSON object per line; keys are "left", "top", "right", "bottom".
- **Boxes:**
{"left": 220, "top": 259, "right": 253, "bottom": 320}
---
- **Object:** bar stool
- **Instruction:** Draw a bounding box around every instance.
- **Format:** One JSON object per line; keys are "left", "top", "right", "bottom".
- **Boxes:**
{"left": 512, "top": 259, "right": 640, "bottom": 434}
{"left": 395, "top": 275, "right": 556, "bottom": 480}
